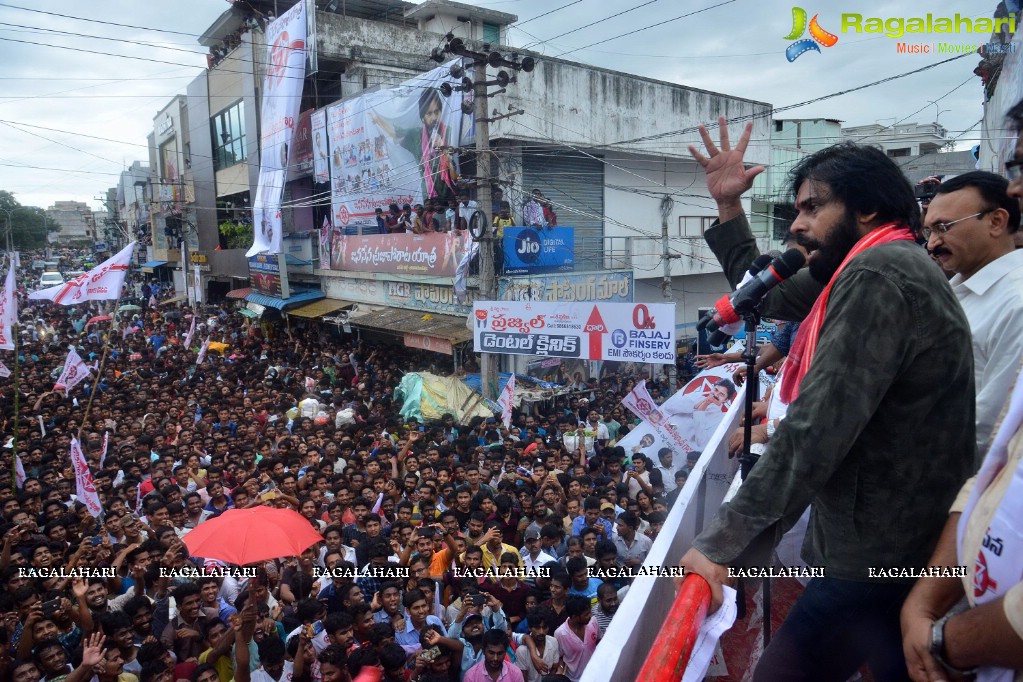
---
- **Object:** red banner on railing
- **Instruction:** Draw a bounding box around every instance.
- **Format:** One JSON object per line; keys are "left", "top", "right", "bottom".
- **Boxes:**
{"left": 327, "top": 231, "right": 471, "bottom": 277}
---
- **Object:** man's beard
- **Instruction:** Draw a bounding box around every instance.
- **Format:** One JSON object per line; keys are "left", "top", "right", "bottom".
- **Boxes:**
{"left": 798, "top": 210, "right": 863, "bottom": 283}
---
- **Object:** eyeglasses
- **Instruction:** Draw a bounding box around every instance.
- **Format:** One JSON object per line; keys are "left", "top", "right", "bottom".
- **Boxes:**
{"left": 1006, "top": 159, "right": 1023, "bottom": 181}
{"left": 920, "top": 210, "right": 990, "bottom": 240}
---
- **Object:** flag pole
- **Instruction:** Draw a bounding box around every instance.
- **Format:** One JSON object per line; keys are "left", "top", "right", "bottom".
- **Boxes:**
{"left": 11, "top": 321, "right": 18, "bottom": 494}
{"left": 78, "top": 294, "right": 123, "bottom": 441}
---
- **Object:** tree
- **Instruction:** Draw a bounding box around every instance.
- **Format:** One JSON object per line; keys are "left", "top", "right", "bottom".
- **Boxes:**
{"left": 0, "top": 190, "right": 59, "bottom": 250}
{"left": 218, "top": 220, "right": 253, "bottom": 250}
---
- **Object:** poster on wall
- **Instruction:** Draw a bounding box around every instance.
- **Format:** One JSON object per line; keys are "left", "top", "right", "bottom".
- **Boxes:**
{"left": 499, "top": 272, "right": 633, "bottom": 303}
{"left": 312, "top": 109, "right": 329, "bottom": 183}
{"left": 248, "top": 253, "right": 290, "bottom": 299}
{"left": 473, "top": 301, "right": 676, "bottom": 363}
{"left": 329, "top": 231, "right": 471, "bottom": 277}
{"left": 502, "top": 227, "right": 575, "bottom": 275}
{"left": 326, "top": 62, "right": 473, "bottom": 234}
{"left": 248, "top": 1, "right": 306, "bottom": 257}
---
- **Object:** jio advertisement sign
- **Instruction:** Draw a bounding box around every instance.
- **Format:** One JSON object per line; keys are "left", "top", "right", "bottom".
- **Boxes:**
{"left": 502, "top": 227, "right": 575, "bottom": 275}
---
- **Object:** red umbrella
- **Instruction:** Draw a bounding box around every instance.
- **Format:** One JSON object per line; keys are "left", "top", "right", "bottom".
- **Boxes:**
{"left": 182, "top": 506, "right": 322, "bottom": 565}
{"left": 86, "top": 315, "right": 112, "bottom": 328}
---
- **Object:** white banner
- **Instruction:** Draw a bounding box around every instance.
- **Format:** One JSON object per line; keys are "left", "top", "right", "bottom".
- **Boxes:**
{"left": 619, "top": 357, "right": 744, "bottom": 457}
{"left": 99, "top": 432, "right": 109, "bottom": 468}
{"left": 248, "top": 1, "right": 307, "bottom": 257}
{"left": 472, "top": 301, "right": 676, "bottom": 363}
{"left": 0, "top": 360, "right": 10, "bottom": 378}
{"left": 196, "top": 337, "right": 210, "bottom": 366}
{"left": 183, "top": 315, "right": 196, "bottom": 349}
{"left": 54, "top": 346, "right": 93, "bottom": 396}
{"left": 15, "top": 454, "right": 26, "bottom": 489}
{"left": 0, "top": 261, "right": 16, "bottom": 350}
{"left": 70, "top": 437, "right": 103, "bottom": 518}
{"left": 312, "top": 109, "right": 329, "bottom": 184}
{"left": 327, "top": 62, "right": 472, "bottom": 233}
{"left": 29, "top": 242, "right": 136, "bottom": 305}
{"left": 498, "top": 373, "right": 516, "bottom": 429}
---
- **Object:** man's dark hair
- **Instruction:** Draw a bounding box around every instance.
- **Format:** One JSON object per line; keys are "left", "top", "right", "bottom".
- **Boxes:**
{"left": 934, "top": 171, "right": 1020, "bottom": 233}
{"left": 565, "top": 595, "right": 592, "bottom": 618}
{"left": 481, "top": 628, "right": 509, "bottom": 649}
{"left": 789, "top": 142, "right": 921, "bottom": 233}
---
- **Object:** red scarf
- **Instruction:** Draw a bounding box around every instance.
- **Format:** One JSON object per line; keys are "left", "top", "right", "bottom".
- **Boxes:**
{"left": 779, "top": 223, "right": 915, "bottom": 404}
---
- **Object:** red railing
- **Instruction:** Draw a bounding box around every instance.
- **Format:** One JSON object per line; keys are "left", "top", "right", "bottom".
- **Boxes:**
{"left": 635, "top": 574, "right": 713, "bottom": 682}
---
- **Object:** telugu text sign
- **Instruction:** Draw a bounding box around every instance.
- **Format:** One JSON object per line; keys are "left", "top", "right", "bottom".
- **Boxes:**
{"left": 472, "top": 301, "right": 676, "bottom": 363}
{"left": 329, "top": 232, "right": 471, "bottom": 277}
{"left": 499, "top": 272, "right": 633, "bottom": 303}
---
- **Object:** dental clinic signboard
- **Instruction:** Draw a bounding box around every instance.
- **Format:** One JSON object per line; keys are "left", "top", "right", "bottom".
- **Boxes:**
{"left": 502, "top": 227, "right": 574, "bottom": 275}
{"left": 473, "top": 300, "right": 675, "bottom": 363}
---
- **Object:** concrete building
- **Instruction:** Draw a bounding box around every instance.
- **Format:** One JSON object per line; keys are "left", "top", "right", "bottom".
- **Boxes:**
{"left": 115, "top": 161, "right": 152, "bottom": 260}
{"left": 151, "top": 0, "right": 771, "bottom": 375}
{"left": 841, "top": 121, "right": 950, "bottom": 158}
{"left": 45, "top": 200, "right": 95, "bottom": 242}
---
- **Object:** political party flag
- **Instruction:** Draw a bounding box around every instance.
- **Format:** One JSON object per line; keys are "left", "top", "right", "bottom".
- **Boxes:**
{"left": 54, "top": 346, "right": 93, "bottom": 396}
{"left": 29, "top": 242, "right": 136, "bottom": 304}
{"left": 371, "top": 492, "right": 384, "bottom": 515}
{"left": 196, "top": 338, "right": 210, "bottom": 366}
{"left": 184, "top": 315, "right": 196, "bottom": 349}
{"left": 70, "top": 437, "right": 103, "bottom": 518}
{"left": 498, "top": 374, "right": 516, "bottom": 429}
{"left": 0, "top": 360, "right": 10, "bottom": 378}
{"left": 15, "top": 454, "right": 26, "bottom": 489}
{"left": 0, "top": 261, "right": 17, "bottom": 350}
{"left": 99, "top": 432, "right": 109, "bottom": 468}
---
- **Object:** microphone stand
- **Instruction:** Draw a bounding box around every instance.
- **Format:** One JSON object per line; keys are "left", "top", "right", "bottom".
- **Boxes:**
{"left": 736, "top": 309, "right": 771, "bottom": 646}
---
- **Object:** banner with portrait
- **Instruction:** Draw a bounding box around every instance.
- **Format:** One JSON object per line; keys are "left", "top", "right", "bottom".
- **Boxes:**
{"left": 326, "top": 61, "right": 473, "bottom": 235}
{"left": 248, "top": 1, "right": 306, "bottom": 257}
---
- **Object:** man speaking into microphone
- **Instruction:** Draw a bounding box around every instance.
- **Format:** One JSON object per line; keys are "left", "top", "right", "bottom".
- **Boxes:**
{"left": 680, "top": 118, "right": 976, "bottom": 682}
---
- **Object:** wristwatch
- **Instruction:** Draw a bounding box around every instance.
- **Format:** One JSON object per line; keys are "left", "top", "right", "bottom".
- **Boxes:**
{"left": 930, "top": 613, "right": 978, "bottom": 676}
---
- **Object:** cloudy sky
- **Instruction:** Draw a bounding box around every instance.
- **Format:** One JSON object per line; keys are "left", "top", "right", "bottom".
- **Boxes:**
{"left": 0, "top": 0, "right": 1005, "bottom": 211}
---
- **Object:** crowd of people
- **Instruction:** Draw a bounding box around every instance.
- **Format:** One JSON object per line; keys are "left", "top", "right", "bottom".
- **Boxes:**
{"left": 0, "top": 267, "right": 690, "bottom": 682}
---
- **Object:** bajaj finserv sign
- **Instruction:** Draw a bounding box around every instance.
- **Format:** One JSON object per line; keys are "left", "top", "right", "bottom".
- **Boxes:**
{"left": 502, "top": 227, "right": 574, "bottom": 275}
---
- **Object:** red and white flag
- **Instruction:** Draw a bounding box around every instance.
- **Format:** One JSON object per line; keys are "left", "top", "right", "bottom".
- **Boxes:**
{"left": 98, "top": 432, "right": 109, "bottom": 468}
{"left": 498, "top": 374, "right": 516, "bottom": 429}
{"left": 196, "top": 337, "right": 210, "bottom": 366}
{"left": 29, "top": 242, "right": 136, "bottom": 305}
{"left": 0, "top": 261, "right": 17, "bottom": 351}
{"left": 54, "top": 346, "right": 93, "bottom": 396}
{"left": 0, "top": 359, "right": 10, "bottom": 378}
{"left": 183, "top": 315, "right": 196, "bottom": 349}
{"left": 70, "top": 437, "right": 103, "bottom": 518}
{"left": 622, "top": 380, "right": 659, "bottom": 422}
{"left": 15, "top": 454, "right": 26, "bottom": 489}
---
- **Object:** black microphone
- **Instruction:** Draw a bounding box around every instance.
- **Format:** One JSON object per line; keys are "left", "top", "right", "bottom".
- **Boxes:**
{"left": 699, "top": 249, "right": 806, "bottom": 342}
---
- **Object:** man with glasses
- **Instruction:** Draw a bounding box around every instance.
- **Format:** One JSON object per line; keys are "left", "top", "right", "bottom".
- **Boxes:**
{"left": 921, "top": 171, "right": 1023, "bottom": 457}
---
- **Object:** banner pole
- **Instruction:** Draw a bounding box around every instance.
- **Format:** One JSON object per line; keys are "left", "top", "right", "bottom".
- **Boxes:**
{"left": 79, "top": 294, "right": 123, "bottom": 441}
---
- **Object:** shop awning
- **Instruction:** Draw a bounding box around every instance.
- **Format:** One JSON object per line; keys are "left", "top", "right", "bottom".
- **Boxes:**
{"left": 141, "top": 260, "right": 168, "bottom": 272}
{"left": 245, "top": 290, "right": 324, "bottom": 311}
{"left": 286, "top": 298, "right": 353, "bottom": 319}
{"left": 284, "top": 254, "right": 313, "bottom": 266}
{"left": 160, "top": 295, "right": 187, "bottom": 306}
{"left": 348, "top": 307, "right": 473, "bottom": 344}
{"left": 225, "top": 287, "right": 253, "bottom": 299}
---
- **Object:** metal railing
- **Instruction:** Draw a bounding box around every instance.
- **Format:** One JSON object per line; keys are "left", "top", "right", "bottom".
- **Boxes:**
{"left": 581, "top": 387, "right": 745, "bottom": 682}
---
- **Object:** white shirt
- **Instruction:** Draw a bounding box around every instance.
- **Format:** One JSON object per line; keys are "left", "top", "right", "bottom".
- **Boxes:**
{"left": 518, "top": 547, "right": 557, "bottom": 573}
{"left": 950, "top": 248, "right": 1023, "bottom": 455}
{"left": 458, "top": 200, "right": 478, "bottom": 229}
{"left": 655, "top": 464, "right": 680, "bottom": 493}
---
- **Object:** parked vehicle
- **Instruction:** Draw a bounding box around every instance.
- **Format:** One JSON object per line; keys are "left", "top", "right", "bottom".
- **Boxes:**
{"left": 38, "top": 271, "right": 65, "bottom": 287}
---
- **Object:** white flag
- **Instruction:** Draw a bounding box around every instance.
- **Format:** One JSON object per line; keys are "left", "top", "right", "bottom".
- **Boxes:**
{"left": 0, "top": 359, "right": 10, "bottom": 378}
{"left": 184, "top": 315, "right": 196, "bottom": 349}
{"left": 30, "top": 242, "right": 136, "bottom": 305}
{"left": 54, "top": 346, "right": 93, "bottom": 396}
{"left": 0, "top": 262, "right": 17, "bottom": 351}
{"left": 70, "top": 437, "right": 103, "bottom": 518}
{"left": 498, "top": 374, "right": 516, "bottom": 429}
{"left": 15, "top": 454, "right": 26, "bottom": 489}
{"left": 98, "top": 432, "right": 109, "bottom": 468}
{"left": 196, "top": 337, "right": 210, "bottom": 366}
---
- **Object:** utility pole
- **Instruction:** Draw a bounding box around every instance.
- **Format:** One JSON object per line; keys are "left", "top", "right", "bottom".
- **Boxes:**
{"left": 434, "top": 36, "right": 533, "bottom": 401}
{"left": 660, "top": 194, "right": 678, "bottom": 396}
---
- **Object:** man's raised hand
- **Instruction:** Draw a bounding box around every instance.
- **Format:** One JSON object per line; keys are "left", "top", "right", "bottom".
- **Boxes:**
{"left": 688, "top": 116, "right": 764, "bottom": 208}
